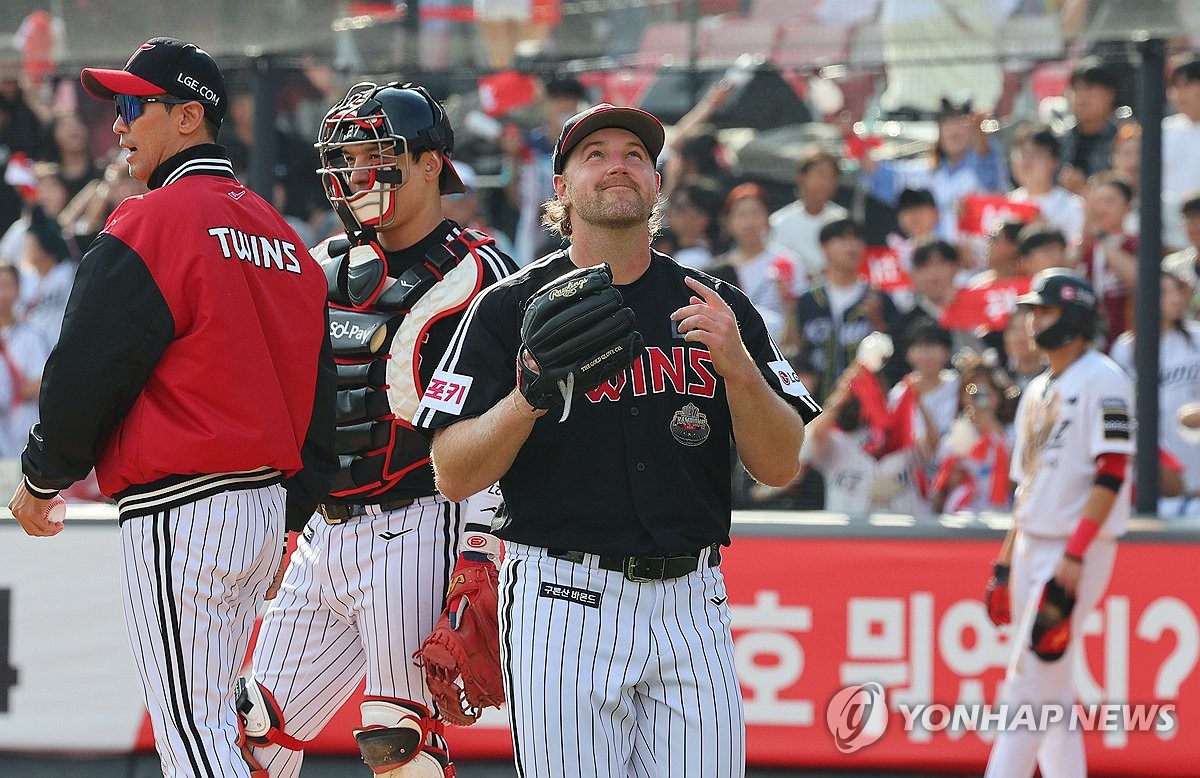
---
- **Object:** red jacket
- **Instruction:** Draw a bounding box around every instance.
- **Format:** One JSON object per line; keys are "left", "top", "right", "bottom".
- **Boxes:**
{"left": 23, "top": 145, "right": 336, "bottom": 525}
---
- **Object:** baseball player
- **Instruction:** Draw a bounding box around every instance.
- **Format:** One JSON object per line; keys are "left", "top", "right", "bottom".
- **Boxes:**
{"left": 7, "top": 38, "right": 336, "bottom": 778}
{"left": 983, "top": 268, "right": 1134, "bottom": 778}
{"left": 236, "top": 82, "right": 517, "bottom": 778}
{"left": 416, "top": 103, "right": 822, "bottom": 778}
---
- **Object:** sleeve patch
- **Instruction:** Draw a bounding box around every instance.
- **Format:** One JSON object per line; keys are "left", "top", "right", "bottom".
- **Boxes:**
{"left": 768, "top": 359, "right": 809, "bottom": 398}
{"left": 1101, "top": 397, "right": 1131, "bottom": 441}
{"left": 419, "top": 369, "right": 473, "bottom": 416}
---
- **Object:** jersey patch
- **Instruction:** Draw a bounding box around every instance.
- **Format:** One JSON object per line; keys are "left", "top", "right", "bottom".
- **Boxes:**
{"left": 539, "top": 583, "right": 601, "bottom": 608}
{"left": 1101, "top": 397, "right": 1131, "bottom": 441}
{"left": 768, "top": 359, "right": 809, "bottom": 399}
{"left": 670, "top": 403, "right": 711, "bottom": 446}
{"left": 420, "top": 369, "right": 473, "bottom": 416}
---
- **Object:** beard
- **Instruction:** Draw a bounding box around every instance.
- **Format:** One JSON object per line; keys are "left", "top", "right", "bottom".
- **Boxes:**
{"left": 568, "top": 181, "right": 654, "bottom": 231}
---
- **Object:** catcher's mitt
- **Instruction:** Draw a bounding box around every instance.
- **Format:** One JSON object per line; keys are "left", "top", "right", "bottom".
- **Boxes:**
{"left": 414, "top": 555, "right": 504, "bottom": 726}
{"left": 1029, "top": 578, "right": 1075, "bottom": 662}
{"left": 984, "top": 561, "right": 1011, "bottom": 627}
{"left": 518, "top": 263, "right": 644, "bottom": 421}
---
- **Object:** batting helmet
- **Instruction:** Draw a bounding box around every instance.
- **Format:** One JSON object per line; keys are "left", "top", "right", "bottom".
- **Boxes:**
{"left": 1015, "top": 267, "right": 1099, "bottom": 349}
{"left": 316, "top": 81, "right": 465, "bottom": 234}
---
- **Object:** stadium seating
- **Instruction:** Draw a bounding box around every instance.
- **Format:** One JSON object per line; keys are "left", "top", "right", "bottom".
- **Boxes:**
{"left": 774, "top": 20, "right": 851, "bottom": 70}
{"left": 634, "top": 20, "right": 695, "bottom": 67}
{"left": 699, "top": 16, "right": 781, "bottom": 67}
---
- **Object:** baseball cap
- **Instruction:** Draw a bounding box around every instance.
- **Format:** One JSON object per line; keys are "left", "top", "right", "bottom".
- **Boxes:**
{"left": 552, "top": 103, "right": 665, "bottom": 175}
{"left": 81, "top": 37, "right": 227, "bottom": 127}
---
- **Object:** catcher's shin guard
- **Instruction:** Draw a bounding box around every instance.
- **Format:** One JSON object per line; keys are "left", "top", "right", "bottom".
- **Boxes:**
{"left": 235, "top": 675, "right": 310, "bottom": 751}
{"left": 354, "top": 698, "right": 454, "bottom": 777}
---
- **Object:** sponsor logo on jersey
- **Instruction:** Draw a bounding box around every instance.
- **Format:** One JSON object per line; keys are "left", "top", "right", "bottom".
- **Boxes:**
{"left": 208, "top": 227, "right": 302, "bottom": 273}
{"left": 768, "top": 359, "right": 813, "bottom": 400}
{"left": 539, "top": 583, "right": 601, "bottom": 608}
{"left": 329, "top": 318, "right": 373, "bottom": 344}
{"left": 670, "top": 402, "right": 711, "bottom": 446}
{"left": 420, "top": 369, "right": 473, "bottom": 415}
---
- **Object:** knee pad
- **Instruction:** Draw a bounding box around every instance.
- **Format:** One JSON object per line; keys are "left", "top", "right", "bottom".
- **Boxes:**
{"left": 354, "top": 698, "right": 452, "bottom": 777}
{"left": 235, "top": 675, "right": 309, "bottom": 752}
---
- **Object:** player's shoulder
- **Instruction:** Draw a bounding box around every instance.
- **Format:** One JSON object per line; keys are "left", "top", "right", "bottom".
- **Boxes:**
{"left": 1075, "top": 350, "right": 1133, "bottom": 393}
{"left": 443, "top": 222, "right": 519, "bottom": 280}
{"left": 470, "top": 250, "right": 575, "bottom": 311}
{"left": 669, "top": 253, "right": 754, "bottom": 307}
{"left": 310, "top": 232, "right": 352, "bottom": 262}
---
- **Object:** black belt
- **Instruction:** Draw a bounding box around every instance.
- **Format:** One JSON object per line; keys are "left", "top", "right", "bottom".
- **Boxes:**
{"left": 547, "top": 545, "right": 721, "bottom": 582}
{"left": 318, "top": 498, "right": 418, "bottom": 524}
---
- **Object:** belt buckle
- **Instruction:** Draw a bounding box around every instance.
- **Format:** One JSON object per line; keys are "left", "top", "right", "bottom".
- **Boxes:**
{"left": 624, "top": 556, "right": 663, "bottom": 583}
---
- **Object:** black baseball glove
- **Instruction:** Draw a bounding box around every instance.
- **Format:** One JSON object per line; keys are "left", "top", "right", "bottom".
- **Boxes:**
{"left": 1029, "top": 578, "right": 1075, "bottom": 662}
{"left": 518, "top": 263, "right": 644, "bottom": 421}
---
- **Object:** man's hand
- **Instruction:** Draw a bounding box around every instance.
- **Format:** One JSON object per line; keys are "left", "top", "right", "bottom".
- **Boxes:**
{"left": 1059, "top": 164, "right": 1088, "bottom": 195}
{"left": 8, "top": 480, "right": 65, "bottom": 537}
{"left": 1052, "top": 555, "right": 1083, "bottom": 595}
{"left": 671, "top": 276, "right": 756, "bottom": 381}
{"left": 264, "top": 541, "right": 289, "bottom": 600}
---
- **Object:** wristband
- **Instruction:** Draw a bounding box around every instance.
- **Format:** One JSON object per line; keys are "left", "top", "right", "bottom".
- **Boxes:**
{"left": 461, "top": 530, "right": 501, "bottom": 561}
{"left": 1064, "top": 518, "right": 1100, "bottom": 562}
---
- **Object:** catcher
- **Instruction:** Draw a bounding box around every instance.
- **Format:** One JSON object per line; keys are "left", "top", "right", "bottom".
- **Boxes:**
{"left": 413, "top": 103, "right": 821, "bottom": 778}
{"left": 236, "top": 82, "right": 516, "bottom": 778}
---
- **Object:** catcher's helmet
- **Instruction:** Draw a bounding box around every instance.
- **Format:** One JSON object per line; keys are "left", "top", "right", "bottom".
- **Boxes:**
{"left": 316, "top": 82, "right": 464, "bottom": 234}
{"left": 1015, "top": 267, "right": 1099, "bottom": 349}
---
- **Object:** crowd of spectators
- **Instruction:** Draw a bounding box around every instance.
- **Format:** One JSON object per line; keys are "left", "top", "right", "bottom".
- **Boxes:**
{"left": 1, "top": 10, "right": 1199, "bottom": 519}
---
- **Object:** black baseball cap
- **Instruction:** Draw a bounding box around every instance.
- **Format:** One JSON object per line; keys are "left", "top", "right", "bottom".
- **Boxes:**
{"left": 552, "top": 103, "right": 665, "bottom": 174}
{"left": 81, "top": 37, "right": 227, "bottom": 127}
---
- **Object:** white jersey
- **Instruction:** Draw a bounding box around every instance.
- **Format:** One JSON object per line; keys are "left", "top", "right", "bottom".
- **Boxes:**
{"left": 802, "top": 428, "right": 924, "bottom": 518}
{"left": 1110, "top": 321, "right": 1200, "bottom": 492}
{"left": 1010, "top": 350, "right": 1135, "bottom": 537}
{"left": 1008, "top": 186, "right": 1085, "bottom": 244}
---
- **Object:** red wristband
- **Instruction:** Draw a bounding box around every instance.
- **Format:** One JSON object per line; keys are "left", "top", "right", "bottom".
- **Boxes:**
{"left": 1064, "top": 518, "right": 1100, "bottom": 560}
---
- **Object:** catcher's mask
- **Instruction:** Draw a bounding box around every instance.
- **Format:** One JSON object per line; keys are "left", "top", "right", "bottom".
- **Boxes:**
{"left": 316, "top": 81, "right": 465, "bottom": 234}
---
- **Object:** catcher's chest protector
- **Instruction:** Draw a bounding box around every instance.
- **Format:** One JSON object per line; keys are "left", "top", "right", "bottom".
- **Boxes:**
{"left": 316, "top": 228, "right": 496, "bottom": 498}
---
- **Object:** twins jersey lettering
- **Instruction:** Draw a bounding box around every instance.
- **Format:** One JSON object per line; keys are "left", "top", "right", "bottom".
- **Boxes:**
{"left": 1010, "top": 350, "right": 1135, "bottom": 537}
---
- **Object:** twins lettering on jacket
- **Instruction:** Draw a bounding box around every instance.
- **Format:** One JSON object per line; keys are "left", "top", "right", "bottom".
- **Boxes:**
{"left": 584, "top": 346, "right": 717, "bottom": 402}
{"left": 207, "top": 227, "right": 302, "bottom": 274}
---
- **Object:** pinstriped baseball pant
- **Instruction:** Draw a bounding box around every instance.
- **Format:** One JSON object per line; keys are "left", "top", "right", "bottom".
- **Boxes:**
{"left": 120, "top": 485, "right": 286, "bottom": 778}
{"left": 499, "top": 542, "right": 746, "bottom": 778}
{"left": 249, "top": 495, "right": 461, "bottom": 777}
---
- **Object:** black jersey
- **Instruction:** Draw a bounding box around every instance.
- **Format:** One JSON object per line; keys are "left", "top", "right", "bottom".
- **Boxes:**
{"left": 416, "top": 249, "right": 821, "bottom": 556}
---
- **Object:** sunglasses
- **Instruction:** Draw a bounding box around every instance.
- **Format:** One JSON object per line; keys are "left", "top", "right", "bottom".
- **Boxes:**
{"left": 114, "top": 94, "right": 192, "bottom": 125}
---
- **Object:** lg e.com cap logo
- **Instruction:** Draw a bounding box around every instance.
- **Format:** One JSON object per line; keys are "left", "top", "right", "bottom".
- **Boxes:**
{"left": 825, "top": 682, "right": 888, "bottom": 753}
